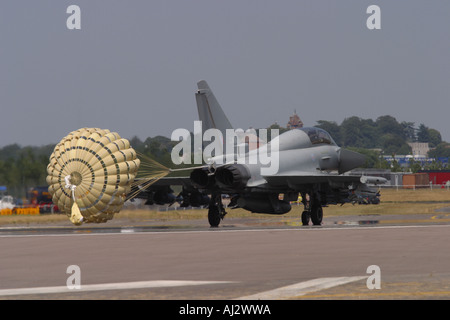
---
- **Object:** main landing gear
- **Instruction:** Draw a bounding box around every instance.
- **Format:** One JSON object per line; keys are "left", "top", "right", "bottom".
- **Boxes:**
{"left": 301, "top": 193, "right": 323, "bottom": 226}
{"left": 208, "top": 194, "right": 227, "bottom": 228}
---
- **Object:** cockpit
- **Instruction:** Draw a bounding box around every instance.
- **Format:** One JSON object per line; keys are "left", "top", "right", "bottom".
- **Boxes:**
{"left": 268, "top": 126, "right": 338, "bottom": 152}
{"left": 299, "top": 127, "right": 336, "bottom": 146}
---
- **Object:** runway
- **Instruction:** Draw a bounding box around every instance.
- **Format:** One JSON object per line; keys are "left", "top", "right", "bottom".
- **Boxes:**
{"left": 1, "top": 215, "right": 450, "bottom": 300}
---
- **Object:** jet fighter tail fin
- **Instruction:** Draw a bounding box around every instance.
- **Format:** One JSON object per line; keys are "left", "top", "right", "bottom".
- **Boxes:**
{"left": 196, "top": 80, "right": 233, "bottom": 133}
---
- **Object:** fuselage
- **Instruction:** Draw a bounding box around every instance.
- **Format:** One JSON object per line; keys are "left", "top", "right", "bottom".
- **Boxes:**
{"left": 210, "top": 127, "right": 343, "bottom": 188}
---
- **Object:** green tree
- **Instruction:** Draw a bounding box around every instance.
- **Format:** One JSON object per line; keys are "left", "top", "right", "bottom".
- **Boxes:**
{"left": 401, "top": 121, "right": 416, "bottom": 142}
{"left": 379, "top": 133, "right": 411, "bottom": 155}
{"left": 340, "top": 117, "right": 364, "bottom": 147}
{"left": 0, "top": 144, "right": 53, "bottom": 198}
{"left": 409, "top": 159, "right": 422, "bottom": 173}
{"left": 340, "top": 117, "right": 378, "bottom": 148}
{"left": 417, "top": 124, "right": 442, "bottom": 147}
{"left": 376, "top": 115, "right": 406, "bottom": 140}
{"left": 428, "top": 128, "right": 442, "bottom": 148}
{"left": 428, "top": 142, "right": 450, "bottom": 159}
{"left": 417, "top": 124, "right": 430, "bottom": 143}
{"left": 129, "top": 136, "right": 145, "bottom": 153}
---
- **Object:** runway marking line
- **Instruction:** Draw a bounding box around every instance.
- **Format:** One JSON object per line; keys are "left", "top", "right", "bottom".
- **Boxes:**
{"left": 236, "top": 276, "right": 367, "bottom": 300}
{"left": 1, "top": 277, "right": 367, "bottom": 299}
{"left": 2, "top": 223, "right": 450, "bottom": 238}
{"left": 0, "top": 280, "right": 235, "bottom": 297}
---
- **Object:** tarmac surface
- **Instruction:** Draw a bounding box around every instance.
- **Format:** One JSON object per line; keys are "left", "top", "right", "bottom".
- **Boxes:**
{"left": 1, "top": 212, "right": 450, "bottom": 301}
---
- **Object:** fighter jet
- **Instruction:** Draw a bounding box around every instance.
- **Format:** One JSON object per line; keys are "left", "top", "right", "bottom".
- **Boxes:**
{"left": 133, "top": 80, "right": 386, "bottom": 227}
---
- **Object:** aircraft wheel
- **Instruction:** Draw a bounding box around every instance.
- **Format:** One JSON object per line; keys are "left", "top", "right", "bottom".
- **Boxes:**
{"left": 301, "top": 211, "right": 310, "bottom": 226}
{"left": 208, "top": 205, "right": 221, "bottom": 228}
{"left": 310, "top": 204, "right": 323, "bottom": 226}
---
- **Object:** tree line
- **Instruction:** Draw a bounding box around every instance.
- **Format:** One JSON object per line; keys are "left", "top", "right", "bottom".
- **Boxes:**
{"left": 314, "top": 115, "right": 444, "bottom": 154}
{"left": 0, "top": 144, "right": 54, "bottom": 198}
{"left": 313, "top": 115, "right": 450, "bottom": 170}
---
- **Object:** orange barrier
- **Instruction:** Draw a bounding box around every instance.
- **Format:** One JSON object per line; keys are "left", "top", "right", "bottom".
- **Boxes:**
{"left": 11, "top": 207, "right": 40, "bottom": 215}
{"left": 0, "top": 208, "right": 13, "bottom": 215}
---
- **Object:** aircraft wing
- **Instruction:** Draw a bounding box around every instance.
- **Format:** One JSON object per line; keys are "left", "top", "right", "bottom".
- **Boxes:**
{"left": 128, "top": 175, "right": 211, "bottom": 207}
{"left": 128, "top": 176, "right": 191, "bottom": 200}
{"left": 146, "top": 176, "right": 191, "bottom": 187}
{"left": 263, "top": 173, "right": 386, "bottom": 187}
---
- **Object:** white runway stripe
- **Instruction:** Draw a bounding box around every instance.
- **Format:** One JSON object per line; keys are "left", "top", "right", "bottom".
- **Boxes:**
{"left": 237, "top": 276, "right": 367, "bottom": 300}
{"left": 0, "top": 280, "right": 235, "bottom": 297}
{"left": 2, "top": 224, "right": 450, "bottom": 239}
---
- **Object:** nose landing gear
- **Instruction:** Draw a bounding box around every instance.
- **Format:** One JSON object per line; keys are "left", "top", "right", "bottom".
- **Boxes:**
{"left": 208, "top": 194, "right": 227, "bottom": 228}
{"left": 301, "top": 193, "right": 323, "bottom": 226}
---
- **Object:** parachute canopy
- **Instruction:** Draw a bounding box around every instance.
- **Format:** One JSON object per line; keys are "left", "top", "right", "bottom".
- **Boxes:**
{"left": 46, "top": 128, "right": 140, "bottom": 225}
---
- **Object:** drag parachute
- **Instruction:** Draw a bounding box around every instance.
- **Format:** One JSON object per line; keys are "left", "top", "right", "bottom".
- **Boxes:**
{"left": 46, "top": 128, "right": 140, "bottom": 225}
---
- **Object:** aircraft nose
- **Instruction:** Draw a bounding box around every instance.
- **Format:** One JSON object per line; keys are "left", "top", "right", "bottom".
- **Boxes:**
{"left": 338, "top": 148, "right": 366, "bottom": 174}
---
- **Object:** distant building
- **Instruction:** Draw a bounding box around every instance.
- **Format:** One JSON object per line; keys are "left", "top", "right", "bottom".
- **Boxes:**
{"left": 287, "top": 110, "right": 303, "bottom": 129}
{"left": 408, "top": 142, "right": 430, "bottom": 157}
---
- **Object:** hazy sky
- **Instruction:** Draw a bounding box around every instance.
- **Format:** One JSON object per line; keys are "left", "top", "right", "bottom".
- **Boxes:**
{"left": 1, "top": 1, "right": 449, "bottom": 147}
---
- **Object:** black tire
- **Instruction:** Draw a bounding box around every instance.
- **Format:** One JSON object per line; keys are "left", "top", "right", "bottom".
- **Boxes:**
{"left": 310, "top": 204, "right": 323, "bottom": 226}
{"left": 208, "top": 205, "right": 221, "bottom": 228}
{"left": 301, "top": 211, "right": 310, "bottom": 226}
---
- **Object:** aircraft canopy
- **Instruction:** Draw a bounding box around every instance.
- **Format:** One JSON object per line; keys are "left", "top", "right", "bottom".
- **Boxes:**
{"left": 299, "top": 127, "right": 336, "bottom": 146}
